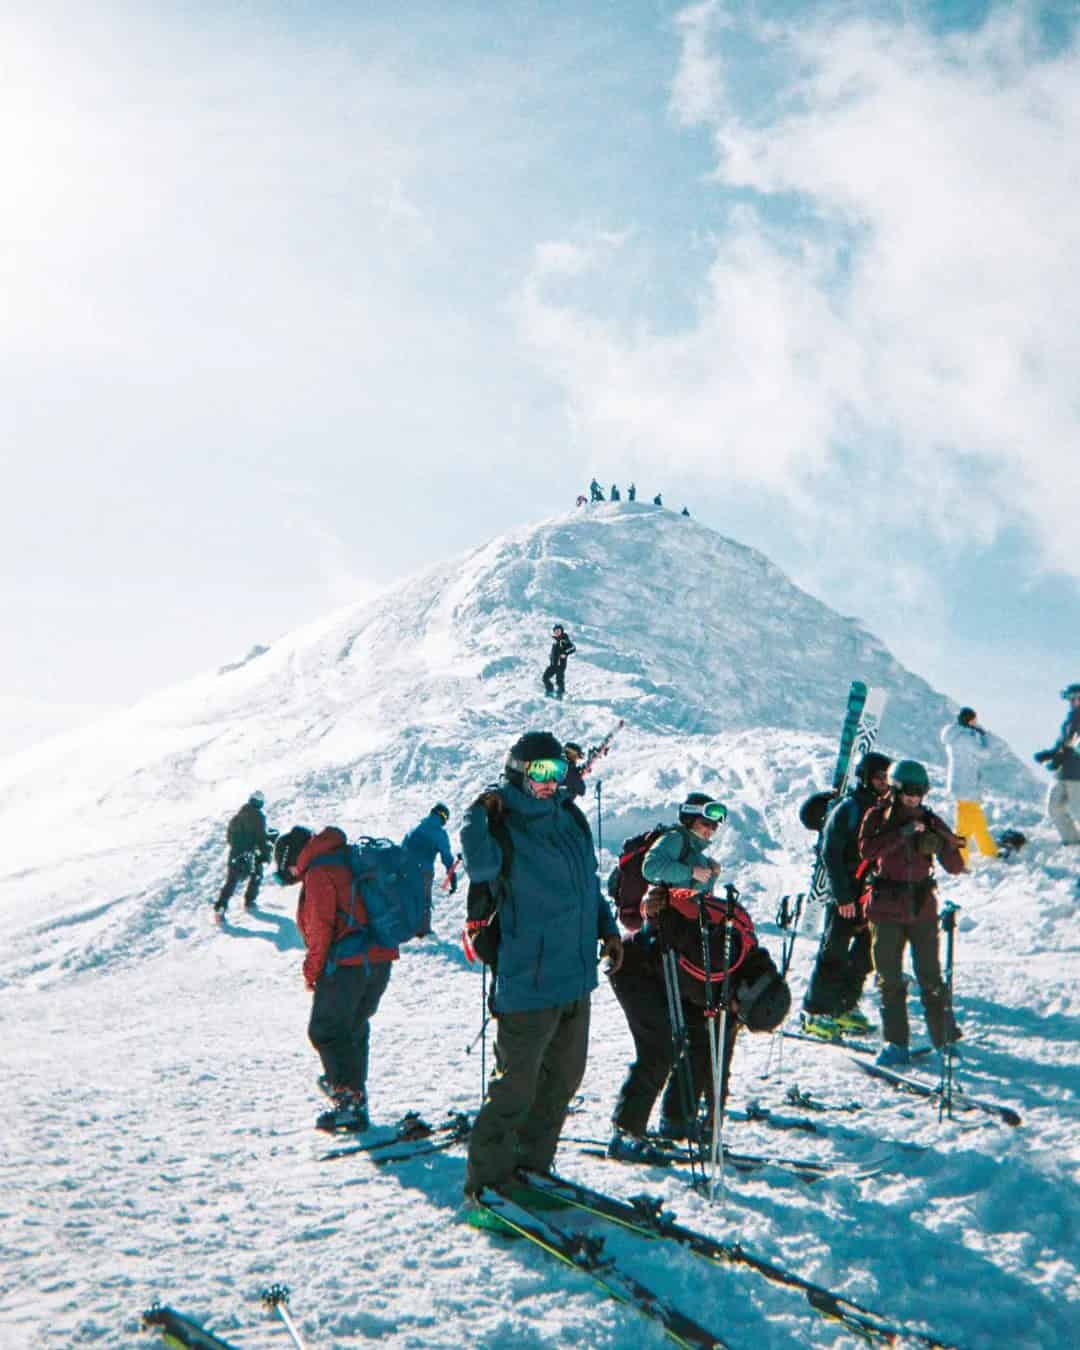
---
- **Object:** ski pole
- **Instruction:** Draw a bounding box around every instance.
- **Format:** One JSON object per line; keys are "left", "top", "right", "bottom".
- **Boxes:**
{"left": 261, "top": 1285, "right": 307, "bottom": 1350}
{"left": 660, "top": 946, "right": 704, "bottom": 1189}
{"left": 711, "top": 884, "right": 738, "bottom": 1204}
{"left": 938, "top": 902, "right": 961, "bottom": 1122}
{"left": 694, "top": 882, "right": 725, "bottom": 1204}
{"left": 595, "top": 778, "right": 603, "bottom": 857}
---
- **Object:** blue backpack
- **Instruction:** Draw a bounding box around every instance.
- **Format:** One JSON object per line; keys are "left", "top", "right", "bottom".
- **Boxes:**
{"left": 309, "top": 837, "right": 430, "bottom": 966}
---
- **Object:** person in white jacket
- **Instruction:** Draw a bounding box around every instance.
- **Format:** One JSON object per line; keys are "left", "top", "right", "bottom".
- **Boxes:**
{"left": 941, "top": 708, "right": 998, "bottom": 861}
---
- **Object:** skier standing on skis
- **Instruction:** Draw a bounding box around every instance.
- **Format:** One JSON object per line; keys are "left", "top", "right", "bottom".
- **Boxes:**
{"left": 278, "top": 825, "right": 398, "bottom": 1133}
{"left": 608, "top": 793, "right": 789, "bottom": 1151}
{"left": 858, "top": 761, "right": 965, "bottom": 1068}
{"left": 1034, "top": 684, "right": 1080, "bottom": 845}
{"left": 460, "top": 731, "right": 622, "bottom": 1203}
{"left": 214, "top": 791, "right": 272, "bottom": 917}
{"left": 402, "top": 802, "right": 457, "bottom": 910}
{"left": 802, "top": 753, "right": 892, "bottom": 1040}
{"left": 542, "top": 624, "right": 576, "bottom": 700}
{"left": 589, "top": 478, "right": 605, "bottom": 502}
{"left": 941, "top": 708, "right": 998, "bottom": 861}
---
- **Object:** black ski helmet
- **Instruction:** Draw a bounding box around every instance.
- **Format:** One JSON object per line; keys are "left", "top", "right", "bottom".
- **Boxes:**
{"left": 855, "top": 751, "right": 892, "bottom": 785}
{"left": 249, "top": 790, "right": 265, "bottom": 809}
{"left": 563, "top": 741, "right": 583, "bottom": 760}
{"left": 274, "top": 826, "right": 312, "bottom": 884}
{"left": 505, "top": 730, "right": 564, "bottom": 786}
{"left": 432, "top": 802, "right": 450, "bottom": 823}
{"left": 736, "top": 970, "right": 792, "bottom": 1033}
{"left": 888, "top": 759, "right": 930, "bottom": 795}
{"left": 1062, "top": 684, "right": 1080, "bottom": 699}
{"left": 958, "top": 707, "right": 977, "bottom": 725}
{"left": 552, "top": 623, "right": 565, "bottom": 636}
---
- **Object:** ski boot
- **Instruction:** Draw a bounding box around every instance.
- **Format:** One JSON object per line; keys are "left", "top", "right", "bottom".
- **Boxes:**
{"left": 801, "top": 1013, "right": 844, "bottom": 1042}
{"left": 315, "top": 1090, "right": 370, "bottom": 1134}
{"left": 833, "top": 1007, "right": 873, "bottom": 1035}
{"left": 874, "top": 1042, "right": 910, "bottom": 1069}
{"left": 606, "top": 1129, "right": 654, "bottom": 1162}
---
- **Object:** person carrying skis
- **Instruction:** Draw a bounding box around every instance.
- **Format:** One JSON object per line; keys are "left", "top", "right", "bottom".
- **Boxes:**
{"left": 276, "top": 824, "right": 399, "bottom": 1133}
{"left": 561, "top": 742, "right": 588, "bottom": 799}
{"left": 214, "top": 791, "right": 272, "bottom": 917}
{"left": 801, "top": 753, "right": 892, "bottom": 1039}
{"left": 858, "top": 761, "right": 965, "bottom": 1068}
{"left": 942, "top": 708, "right": 998, "bottom": 861}
{"left": 1034, "top": 684, "right": 1080, "bottom": 845}
{"left": 460, "top": 731, "right": 622, "bottom": 1204}
{"left": 402, "top": 802, "right": 457, "bottom": 910}
{"left": 608, "top": 793, "right": 789, "bottom": 1151}
{"left": 542, "top": 624, "right": 576, "bottom": 700}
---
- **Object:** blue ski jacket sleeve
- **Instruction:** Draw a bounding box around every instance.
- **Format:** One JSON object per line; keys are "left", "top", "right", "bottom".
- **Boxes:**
{"left": 461, "top": 781, "right": 616, "bottom": 1014}
{"left": 402, "top": 813, "right": 455, "bottom": 870}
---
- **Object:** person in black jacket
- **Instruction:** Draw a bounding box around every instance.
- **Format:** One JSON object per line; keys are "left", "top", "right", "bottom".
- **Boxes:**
{"left": 543, "top": 624, "right": 577, "bottom": 700}
{"left": 214, "top": 792, "right": 272, "bottom": 916}
{"left": 562, "top": 742, "right": 587, "bottom": 798}
{"left": 801, "top": 753, "right": 891, "bottom": 1038}
{"left": 1034, "top": 683, "right": 1080, "bottom": 844}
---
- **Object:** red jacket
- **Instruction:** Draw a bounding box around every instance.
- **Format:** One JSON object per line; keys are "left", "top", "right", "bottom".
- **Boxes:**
{"left": 858, "top": 801, "right": 964, "bottom": 925}
{"left": 296, "top": 827, "right": 398, "bottom": 987}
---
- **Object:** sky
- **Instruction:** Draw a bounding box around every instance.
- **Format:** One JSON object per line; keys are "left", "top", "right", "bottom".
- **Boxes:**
{"left": 3, "top": 0, "right": 1078, "bottom": 763}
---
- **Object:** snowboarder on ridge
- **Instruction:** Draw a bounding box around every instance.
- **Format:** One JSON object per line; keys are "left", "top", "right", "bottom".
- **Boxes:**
{"left": 941, "top": 708, "right": 998, "bottom": 861}
{"left": 1034, "top": 684, "right": 1080, "bottom": 845}
{"left": 213, "top": 791, "right": 272, "bottom": 917}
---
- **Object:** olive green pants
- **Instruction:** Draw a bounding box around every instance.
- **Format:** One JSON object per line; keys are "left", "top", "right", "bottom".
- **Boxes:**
{"left": 870, "top": 920, "right": 954, "bottom": 1049}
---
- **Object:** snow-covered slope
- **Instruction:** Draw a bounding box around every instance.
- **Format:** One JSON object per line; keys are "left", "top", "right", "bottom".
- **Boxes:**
{"left": 1, "top": 505, "right": 1074, "bottom": 1348}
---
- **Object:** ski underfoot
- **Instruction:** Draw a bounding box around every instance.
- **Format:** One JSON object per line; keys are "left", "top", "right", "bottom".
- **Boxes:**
{"left": 510, "top": 1169, "right": 959, "bottom": 1349}
{"left": 850, "top": 1057, "right": 1021, "bottom": 1127}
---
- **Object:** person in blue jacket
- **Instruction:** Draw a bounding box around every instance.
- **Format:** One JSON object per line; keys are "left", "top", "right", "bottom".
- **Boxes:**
{"left": 402, "top": 803, "right": 458, "bottom": 909}
{"left": 461, "top": 730, "right": 623, "bottom": 1202}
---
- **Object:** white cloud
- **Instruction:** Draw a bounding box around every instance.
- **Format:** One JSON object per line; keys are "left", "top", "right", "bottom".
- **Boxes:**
{"left": 517, "top": 3, "right": 1080, "bottom": 577}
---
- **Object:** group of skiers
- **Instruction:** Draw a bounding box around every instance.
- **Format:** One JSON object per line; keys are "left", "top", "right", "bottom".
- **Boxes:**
{"left": 210, "top": 679, "right": 1079, "bottom": 1205}
{"left": 577, "top": 479, "right": 689, "bottom": 514}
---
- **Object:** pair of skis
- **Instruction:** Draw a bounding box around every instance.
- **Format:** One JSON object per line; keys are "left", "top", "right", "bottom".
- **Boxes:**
{"left": 473, "top": 1170, "right": 959, "bottom": 1348}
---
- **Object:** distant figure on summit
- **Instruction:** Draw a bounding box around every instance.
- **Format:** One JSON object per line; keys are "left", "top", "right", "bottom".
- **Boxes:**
{"left": 214, "top": 791, "right": 272, "bottom": 918}
{"left": 941, "top": 708, "right": 997, "bottom": 862}
{"left": 1034, "top": 683, "right": 1080, "bottom": 844}
{"left": 589, "top": 479, "right": 605, "bottom": 502}
{"left": 653, "top": 493, "right": 663, "bottom": 507}
{"left": 610, "top": 483, "right": 621, "bottom": 501}
{"left": 543, "top": 624, "right": 576, "bottom": 700}
{"left": 627, "top": 482, "right": 636, "bottom": 501}
{"left": 681, "top": 506, "right": 690, "bottom": 517}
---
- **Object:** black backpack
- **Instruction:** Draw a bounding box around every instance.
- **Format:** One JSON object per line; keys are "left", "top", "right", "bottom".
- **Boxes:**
{"left": 798, "top": 790, "right": 838, "bottom": 833}
{"left": 607, "top": 826, "right": 690, "bottom": 931}
{"left": 462, "top": 791, "right": 592, "bottom": 970}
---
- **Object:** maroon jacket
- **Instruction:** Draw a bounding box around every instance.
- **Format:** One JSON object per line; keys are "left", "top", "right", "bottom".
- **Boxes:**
{"left": 858, "top": 801, "right": 964, "bottom": 925}
{"left": 296, "top": 827, "right": 398, "bottom": 988}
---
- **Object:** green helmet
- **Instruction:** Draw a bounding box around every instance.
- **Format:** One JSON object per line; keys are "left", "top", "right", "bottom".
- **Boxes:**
{"left": 888, "top": 759, "right": 930, "bottom": 795}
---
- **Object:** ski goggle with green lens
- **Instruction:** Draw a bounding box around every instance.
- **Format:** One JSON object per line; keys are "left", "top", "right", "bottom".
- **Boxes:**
{"left": 508, "top": 756, "right": 569, "bottom": 784}
{"left": 681, "top": 800, "right": 728, "bottom": 824}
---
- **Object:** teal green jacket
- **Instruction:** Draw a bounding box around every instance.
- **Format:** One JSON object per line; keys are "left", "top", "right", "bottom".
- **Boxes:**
{"left": 641, "top": 824, "right": 711, "bottom": 891}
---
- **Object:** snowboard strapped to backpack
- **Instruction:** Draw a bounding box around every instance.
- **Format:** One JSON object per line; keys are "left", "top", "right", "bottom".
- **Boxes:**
{"left": 308, "top": 838, "right": 430, "bottom": 968}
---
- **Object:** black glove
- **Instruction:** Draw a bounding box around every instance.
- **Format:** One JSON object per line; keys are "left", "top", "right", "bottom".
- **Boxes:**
{"left": 1033, "top": 750, "right": 1052, "bottom": 764}
{"left": 448, "top": 876, "right": 458, "bottom": 895}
